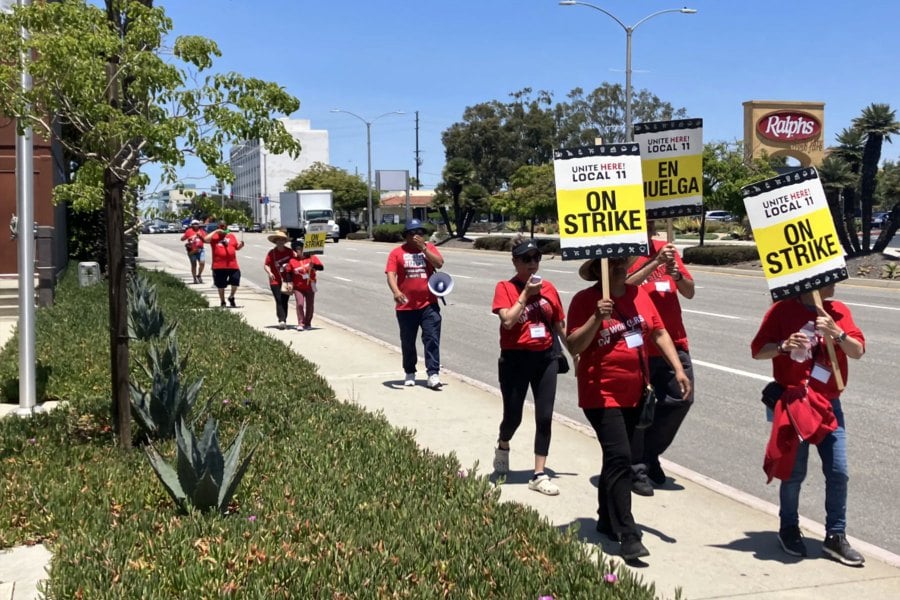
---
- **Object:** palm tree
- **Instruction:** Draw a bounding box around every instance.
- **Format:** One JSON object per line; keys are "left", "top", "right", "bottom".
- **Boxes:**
{"left": 832, "top": 127, "right": 865, "bottom": 253}
{"left": 818, "top": 155, "right": 857, "bottom": 255}
{"left": 852, "top": 103, "right": 900, "bottom": 252}
{"left": 434, "top": 158, "right": 477, "bottom": 238}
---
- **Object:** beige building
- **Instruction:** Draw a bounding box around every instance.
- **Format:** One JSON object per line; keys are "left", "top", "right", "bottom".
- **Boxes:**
{"left": 743, "top": 100, "right": 826, "bottom": 167}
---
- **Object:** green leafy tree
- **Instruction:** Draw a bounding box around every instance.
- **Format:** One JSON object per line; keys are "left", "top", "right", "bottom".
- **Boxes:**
{"left": 702, "top": 141, "right": 777, "bottom": 218}
{"left": 433, "top": 158, "right": 487, "bottom": 238}
{"left": 0, "top": 0, "right": 300, "bottom": 448}
{"left": 492, "top": 164, "right": 556, "bottom": 237}
{"left": 852, "top": 103, "right": 900, "bottom": 252}
{"left": 817, "top": 154, "right": 857, "bottom": 255}
{"left": 285, "top": 162, "right": 369, "bottom": 218}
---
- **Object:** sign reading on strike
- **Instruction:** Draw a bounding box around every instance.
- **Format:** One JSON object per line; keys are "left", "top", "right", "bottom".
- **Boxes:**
{"left": 742, "top": 168, "right": 847, "bottom": 300}
{"left": 304, "top": 223, "right": 327, "bottom": 255}
{"left": 633, "top": 118, "right": 703, "bottom": 218}
{"left": 552, "top": 143, "right": 648, "bottom": 260}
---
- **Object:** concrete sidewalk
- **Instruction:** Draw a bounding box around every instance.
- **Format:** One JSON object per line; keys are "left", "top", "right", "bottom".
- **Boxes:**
{"left": 2, "top": 245, "right": 900, "bottom": 598}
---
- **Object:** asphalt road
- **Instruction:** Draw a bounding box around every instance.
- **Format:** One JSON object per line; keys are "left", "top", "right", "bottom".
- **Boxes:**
{"left": 145, "top": 233, "right": 900, "bottom": 555}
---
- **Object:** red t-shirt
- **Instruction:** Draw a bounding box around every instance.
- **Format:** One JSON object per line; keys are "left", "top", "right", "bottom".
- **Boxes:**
{"left": 492, "top": 278, "right": 564, "bottom": 351}
{"left": 567, "top": 284, "right": 665, "bottom": 409}
{"left": 264, "top": 246, "right": 295, "bottom": 285}
{"left": 385, "top": 242, "right": 443, "bottom": 310}
{"left": 208, "top": 232, "right": 240, "bottom": 270}
{"left": 181, "top": 228, "right": 205, "bottom": 254}
{"left": 628, "top": 239, "right": 692, "bottom": 355}
{"left": 750, "top": 297, "right": 864, "bottom": 398}
{"left": 285, "top": 255, "right": 323, "bottom": 291}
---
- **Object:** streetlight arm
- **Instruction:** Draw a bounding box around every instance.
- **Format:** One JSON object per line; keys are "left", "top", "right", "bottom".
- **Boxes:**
{"left": 632, "top": 8, "right": 695, "bottom": 31}
{"left": 559, "top": 1, "right": 627, "bottom": 31}
{"left": 330, "top": 108, "right": 367, "bottom": 125}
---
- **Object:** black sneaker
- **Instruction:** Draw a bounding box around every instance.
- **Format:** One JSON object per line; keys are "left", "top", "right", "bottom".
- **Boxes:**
{"left": 228, "top": 296, "right": 237, "bottom": 308}
{"left": 631, "top": 473, "right": 654, "bottom": 497}
{"left": 647, "top": 463, "right": 667, "bottom": 486}
{"left": 620, "top": 533, "right": 650, "bottom": 560}
{"left": 823, "top": 532, "right": 865, "bottom": 566}
{"left": 220, "top": 302, "right": 227, "bottom": 308}
{"left": 777, "top": 526, "right": 808, "bottom": 557}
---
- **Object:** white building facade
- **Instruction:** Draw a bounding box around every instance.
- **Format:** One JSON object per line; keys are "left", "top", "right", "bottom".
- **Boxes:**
{"left": 229, "top": 118, "right": 329, "bottom": 226}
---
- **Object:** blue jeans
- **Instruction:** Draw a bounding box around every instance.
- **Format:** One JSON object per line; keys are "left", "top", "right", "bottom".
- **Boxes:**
{"left": 396, "top": 303, "right": 441, "bottom": 376}
{"left": 779, "top": 398, "right": 848, "bottom": 534}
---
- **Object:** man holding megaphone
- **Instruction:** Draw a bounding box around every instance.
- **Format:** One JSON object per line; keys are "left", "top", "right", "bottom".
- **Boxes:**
{"left": 385, "top": 219, "right": 446, "bottom": 390}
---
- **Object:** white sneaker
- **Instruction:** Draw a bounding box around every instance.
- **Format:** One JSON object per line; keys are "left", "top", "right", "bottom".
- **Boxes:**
{"left": 403, "top": 373, "right": 416, "bottom": 387}
{"left": 277, "top": 321, "right": 286, "bottom": 330}
{"left": 427, "top": 374, "right": 442, "bottom": 389}
{"left": 528, "top": 473, "right": 560, "bottom": 496}
{"left": 493, "top": 447, "right": 509, "bottom": 474}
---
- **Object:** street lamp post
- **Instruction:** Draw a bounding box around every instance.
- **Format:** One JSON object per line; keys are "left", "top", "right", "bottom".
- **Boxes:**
{"left": 559, "top": 1, "right": 696, "bottom": 142}
{"left": 330, "top": 109, "right": 404, "bottom": 237}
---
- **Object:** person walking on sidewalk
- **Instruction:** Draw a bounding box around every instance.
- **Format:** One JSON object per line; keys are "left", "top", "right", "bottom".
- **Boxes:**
{"left": 751, "top": 283, "right": 866, "bottom": 566}
{"left": 180, "top": 219, "right": 207, "bottom": 284}
{"left": 625, "top": 220, "right": 696, "bottom": 496}
{"left": 263, "top": 230, "right": 295, "bottom": 329}
{"left": 286, "top": 237, "right": 324, "bottom": 331}
{"left": 205, "top": 219, "right": 244, "bottom": 308}
{"left": 567, "top": 256, "right": 691, "bottom": 561}
{"left": 385, "top": 219, "right": 445, "bottom": 389}
{"left": 491, "top": 238, "right": 566, "bottom": 496}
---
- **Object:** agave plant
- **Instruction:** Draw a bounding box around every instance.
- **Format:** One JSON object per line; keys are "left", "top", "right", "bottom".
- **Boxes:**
{"left": 128, "top": 274, "right": 175, "bottom": 340}
{"left": 130, "top": 336, "right": 202, "bottom": 439}
{"left": 145, "top": 418, "right": 256, "bottom": 514}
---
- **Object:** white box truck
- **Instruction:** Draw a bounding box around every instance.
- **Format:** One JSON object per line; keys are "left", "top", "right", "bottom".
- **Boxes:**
{"left": 279, "top": 190, "right": 340, "bottom": 243}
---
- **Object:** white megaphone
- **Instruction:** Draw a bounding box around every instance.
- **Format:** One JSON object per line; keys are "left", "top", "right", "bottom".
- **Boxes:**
{"left": 428, "top": 272, "right": 454, "bottom": 304}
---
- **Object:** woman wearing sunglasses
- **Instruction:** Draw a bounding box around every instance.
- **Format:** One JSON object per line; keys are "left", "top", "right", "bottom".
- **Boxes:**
{"left": 490, "top": 237, "right": 567, "bottom": 496}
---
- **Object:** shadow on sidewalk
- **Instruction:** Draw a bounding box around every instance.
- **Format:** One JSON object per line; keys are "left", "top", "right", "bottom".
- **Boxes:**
{"left": 709, "top": 530, "right": 815, "bottom": 563}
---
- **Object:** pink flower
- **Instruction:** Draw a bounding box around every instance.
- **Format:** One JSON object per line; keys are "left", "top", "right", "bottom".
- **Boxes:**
{"left": 603, "top": 573, "right": 618, "bottom": 584}
{"left": 248, "top": 515, "right": 257, "bottom": 522}
{"left": 539, "top": 596, "right": 554, "bottom": 600}
{"left": 27, "top": 438, "right": 36, "bottom": 445}
{"left": 457, "top": 468, "right": 468, "bottom": 478}
{"left": 222, "top": 399, "right": 230, "bottom": 405}
{"left": 245, "top": 386, "right": 253, "bottom": 392}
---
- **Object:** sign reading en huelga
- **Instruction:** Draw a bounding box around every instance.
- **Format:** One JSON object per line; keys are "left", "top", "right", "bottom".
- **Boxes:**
{"left": 633, "top": 118, "right": 703, "bottom": 218}
{"left": 304, "top": 223, "right": 327, "bottom": 255}
{"left": 742, "top": 168, "right": 847, "bottom": 301}
{"left": 552, "top": 143, "right": 648, "bottom": 261}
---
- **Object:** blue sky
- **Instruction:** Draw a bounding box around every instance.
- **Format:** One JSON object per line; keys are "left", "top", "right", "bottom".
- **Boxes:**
{"left": 153, "top": 0, "right": 900, "bottom": 193}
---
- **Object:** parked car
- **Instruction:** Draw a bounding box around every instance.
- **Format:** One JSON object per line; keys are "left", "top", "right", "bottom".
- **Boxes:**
{"left": 249, "top": 222, "right": 264, "bottom": 233}
{"left": 705, "top": 210, "right": 736, "bottom": 222}
{"left": 228, "top": 223, "right": 242, "bottom": 232}
{"left": 872, "top": 212, "right": 889, "bottom": 229}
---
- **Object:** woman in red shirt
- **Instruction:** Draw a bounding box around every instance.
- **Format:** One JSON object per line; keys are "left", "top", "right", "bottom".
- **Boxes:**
{"left": 491, "top": 239, "right": 566, "bottom": 496}
{"left": 567, "top": 256, "right": 690, "bottom": 561}
{"left": 263, "top": 231, "right": 295, "bottom": 330}
{"left": 284, "top": 238, "right": 324, "bottom": 331}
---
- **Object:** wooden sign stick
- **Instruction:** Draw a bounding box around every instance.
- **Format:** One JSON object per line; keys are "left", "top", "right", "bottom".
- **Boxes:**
{"left": 811, "top": 288, "right": 845, "bottom": 391}
{"left": 601, "top": 258, "right": 610, "bottom": 301}
{"left": 666, "top": 218, "right": 675, "bottom": 244}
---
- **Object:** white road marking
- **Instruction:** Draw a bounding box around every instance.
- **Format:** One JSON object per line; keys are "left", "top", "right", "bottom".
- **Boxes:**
{"left": 558, "top": 290, "right": 573, "bottom": 295}
{"left": 844, "top": 301, "right": 900, "bottom": 312}
{"left": 333, "top": 276, "right": 352, "bottom": 282}
{"left": 451, "top": 274, "right": 472, "bottom": 279}
{"left": 542, "top": 269, "right": 575, "bottom": 274}
{"left": 683, "top": 309, "right": 741, "bottom": 320}
{"left": 692, "top": 359, "right": 771, "bottom": 382}
{"left": 343, "top": 258, "right": 360, "bottom": 263}
{"left": 472, "top": 262, "right": 494, "bottom": 266}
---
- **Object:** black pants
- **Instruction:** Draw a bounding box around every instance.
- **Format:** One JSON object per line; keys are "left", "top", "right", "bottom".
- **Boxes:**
{"left": 269, "top": 284, "right": 290, "bottom": 323}
{"left": 631, "top": 350, "right": 694, "bottom": 474}
{"left": 584, "top": 405, "right": 641, "bottom": 539}
{"left": 498, "top": 349, "right": 558, "bottom": 457}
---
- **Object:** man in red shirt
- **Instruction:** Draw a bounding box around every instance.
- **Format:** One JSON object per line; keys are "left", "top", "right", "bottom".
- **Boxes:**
{"left": 204, "top": 219, "right": 245, "bottom": 308}
{"left": 385, "top": 219, "right": 445, "bottom": 389}
{"left": 180, "top": 220, "right": 206, "bottom": 284}
{"left": 625, "top": 220, "right": 695, "bottom": 496}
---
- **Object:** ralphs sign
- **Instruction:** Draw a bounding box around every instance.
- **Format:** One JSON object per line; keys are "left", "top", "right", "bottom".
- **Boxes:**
{"left": 757, "top": 111, "right": 821, "bottom": 142}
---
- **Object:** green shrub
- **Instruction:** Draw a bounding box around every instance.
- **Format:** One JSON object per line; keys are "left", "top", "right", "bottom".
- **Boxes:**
{"left": 673, "top": 216, "right": 700, "bottom": 234}
{"left": 346, "top": 232, "right": 368, "bottom": 240}
{"left": 0, "top": 268, "right": 661, "bottom": 598}
{"left": 128, "top": 274, "right": 175, "bottom": 341}
{"left": 372, "top": 223, "right": 436, "bottom": 243}
{"left": 473, "top": 236, "right": 560, "bottom": 255}
{"left": 682, "top": 244, "right": 760, "bottom": 265}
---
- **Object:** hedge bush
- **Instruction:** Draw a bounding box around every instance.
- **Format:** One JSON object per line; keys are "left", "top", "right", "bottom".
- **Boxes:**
{"left": 372, "top": 223, "right": 436, "bottom": 243}
{"left": 472, "top": 236, "right": 560, "bottom": 255}
{"left": 0, "top": 268, "right": 660, "bottom": 599}
{"left": 682, "top": 244, "right": 760, "bottom": 265}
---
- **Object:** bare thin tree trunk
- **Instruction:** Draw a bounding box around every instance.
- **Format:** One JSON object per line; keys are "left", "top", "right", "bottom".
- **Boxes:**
{"left": 872, "top": 202, "right": 900, "bottom": 253}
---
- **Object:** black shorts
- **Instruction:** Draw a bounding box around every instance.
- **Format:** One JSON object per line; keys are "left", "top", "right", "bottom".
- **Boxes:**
{"left": 212, "top": 269, "right": 241, "bottom": 289}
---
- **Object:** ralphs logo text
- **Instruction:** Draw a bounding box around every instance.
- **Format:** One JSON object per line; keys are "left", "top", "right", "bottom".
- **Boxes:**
{"left": 757, "top": 111, "right": 821, "bottom": 142}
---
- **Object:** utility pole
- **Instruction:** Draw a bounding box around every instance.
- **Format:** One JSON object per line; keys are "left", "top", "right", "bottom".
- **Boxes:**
{"left": 414, "top": 110, "right": 422, "bottom": 190}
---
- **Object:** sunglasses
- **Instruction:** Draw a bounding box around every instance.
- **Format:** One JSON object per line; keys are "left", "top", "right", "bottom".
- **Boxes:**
{"left": 407, "top": 229, "right": 426, "bottom": 236}
{"left": 519, "top": 253, "right": 542, "bottom": 264}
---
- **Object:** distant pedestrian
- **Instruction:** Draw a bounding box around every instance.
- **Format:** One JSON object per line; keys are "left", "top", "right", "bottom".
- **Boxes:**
{"left": 385, "top": 219, "right": 445, "bottom": 389}
{"left": 626, "top": 220, "right": 696, "bottom": 496}
{"left": 491, "top": 238, "right": 566, "bottom": 496}
{"left": 263, "top": 230, "right": 294, "bottom": 329}
{"left": 751, "top": 283, "right": 866, "bottom": 566}
{"left": 285, "top": 238, "right": 324, "bottom": 331}
{"left": 204, "top": 219, "right": 244, "bottom": 308}
{"left": 567, "top": 256, "right": 690, "bottom": 561}
{"left": 180, "top": 219, "right": 206, "bottom": 284}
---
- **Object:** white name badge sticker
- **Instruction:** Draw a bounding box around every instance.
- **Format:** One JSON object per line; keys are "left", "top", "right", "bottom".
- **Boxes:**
{"left": 529, "top": 324, "right": 547, "bottom": 339}
{"left": 811, "top": 363, "right": 832, "bottom": 384}
{"left": 655, "top": 281, "right": 671, "bottom": 293}
{"left": 625, "top": 331, "right": 644, "bottom": 348}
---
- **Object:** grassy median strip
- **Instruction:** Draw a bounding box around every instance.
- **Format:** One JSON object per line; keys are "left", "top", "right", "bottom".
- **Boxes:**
{"left": 0, "top": 268, "right": 662, "bottom": 599}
